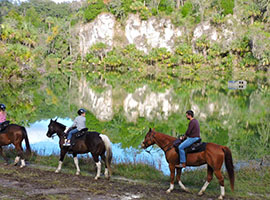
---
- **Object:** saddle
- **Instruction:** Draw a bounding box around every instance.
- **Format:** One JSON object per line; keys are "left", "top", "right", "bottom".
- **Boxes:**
{"left": 67, "top": 128, "right": 89, "bottom": 154}
{"left": 173, "top": 138, "right": 207, "bottom": 154}
{"left": 0, "top": 121, "right": 10, "bottom": 132}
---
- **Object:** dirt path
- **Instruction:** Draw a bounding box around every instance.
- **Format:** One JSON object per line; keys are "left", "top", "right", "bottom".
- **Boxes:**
{"left": 0, "top": 163, "right": 229, "bottom": 200}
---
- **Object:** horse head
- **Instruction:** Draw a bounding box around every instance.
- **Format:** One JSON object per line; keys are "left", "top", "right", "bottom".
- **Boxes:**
{"left": 46, "top": 119, "right": 56, "bottom": 138}
{"left": 141, "top": 128, "right": 156, "bottom": 149}
{"left": 46, "top": 118, "right": 65, "bottom": 138}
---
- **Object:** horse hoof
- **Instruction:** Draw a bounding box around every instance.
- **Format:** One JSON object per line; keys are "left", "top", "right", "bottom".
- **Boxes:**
{"left": 166, "top": 190, "right": 171, "bottom": 194}
{"left": 55, "top": 170, "right": 60, "bottom": 173}
{"left": 19, "top": 165, "right": 25, "bottom": 168}
{"left": 76, "top": 172, "right": 80, "bottom": 176}
{"left": 218, "top": 195, "right": 224, "bottom": 200}
{"left": 4, "top": 162, "right": 8, "bottom": 166}
{"left": 94, "top": 176, "right": 99, "bottom": 180}
{"left": 184, "top": 189, "right": 190, "bottom": 193}
{"left": 198, "top": 191, "right": 204, "bottom": 196}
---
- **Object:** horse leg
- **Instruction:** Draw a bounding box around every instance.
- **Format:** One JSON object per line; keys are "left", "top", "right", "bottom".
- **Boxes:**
{"left": 166, "top": 164, "right": 176, "bottom": 193}
{"left": 0, "top": 147, "right": 9, "bottom": 165}
{"left": 214, "top": 169, "right": 225, "bottom": 200}
{"left": 176, "top": 167, "right": 189, "bottom": 192}
{"left": 92, "top": 153, "right": 101, "bottom": 180}
{"left": 101, "top": 153, "right": 109, "bottom": 179}
{"left": 14, "top": 143, "right": 25, "bottom": 168}
{"left": 73, "top": 153, "right": 80, "bottom": 175}
{"left": 55, "top": 149, "right": 67, "bottom": 173}
{"left": 198, "top": 164, "right": 213, "bottom": 196}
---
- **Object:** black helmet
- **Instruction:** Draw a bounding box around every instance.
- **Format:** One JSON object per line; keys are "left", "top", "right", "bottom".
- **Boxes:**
{"left": 0, "top": 104, "right": 6, "bottom": 111}
{"left": 77, "top": 108, "right": 86, "bottom": 115}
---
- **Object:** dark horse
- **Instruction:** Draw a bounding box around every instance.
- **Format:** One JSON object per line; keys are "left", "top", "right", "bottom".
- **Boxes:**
{"left": 141, "top": 128, "right": 234, "bottom": 200}
{"left": 46, "top": 119, "right": 112, "bottom": 179}
{"left": 0, "top": 124, "right": 31, "bottom": 168}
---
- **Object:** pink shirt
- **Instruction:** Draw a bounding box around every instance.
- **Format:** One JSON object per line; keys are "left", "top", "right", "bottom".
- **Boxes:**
{"left": 0, "top": 112, "right": 6, "bottom": 123}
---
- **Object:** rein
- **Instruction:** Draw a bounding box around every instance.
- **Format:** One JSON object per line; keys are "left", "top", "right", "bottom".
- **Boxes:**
{"left": 146, "top": 131, "right": 175, "bottom": 154}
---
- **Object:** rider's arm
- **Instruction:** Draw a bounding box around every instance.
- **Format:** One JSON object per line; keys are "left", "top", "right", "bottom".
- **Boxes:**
{"left": 183, "top": 120, "right": 194, "bottom": 139}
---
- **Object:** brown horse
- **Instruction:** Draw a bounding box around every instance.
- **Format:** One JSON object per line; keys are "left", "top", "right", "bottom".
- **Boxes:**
{"left": 141, "top": 128, "right": 234, "bottom": 200}
{"left": 0, "top": 124, "right": 31, "bottom": 168}
{"left": 46, "top": 119, "right": 112, "bottom": 179}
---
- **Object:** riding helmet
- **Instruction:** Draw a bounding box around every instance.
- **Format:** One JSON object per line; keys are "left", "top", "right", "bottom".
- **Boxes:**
{"left": 0, "top": 104, "right": 6, "bottom": 111}
{"left": 77, "top": 108, "right": 86, "bottom": 115}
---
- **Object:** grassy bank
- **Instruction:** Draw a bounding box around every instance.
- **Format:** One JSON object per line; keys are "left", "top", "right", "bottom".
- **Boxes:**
{"left": 1, "top": 148, "right": 269, "bottom": 199}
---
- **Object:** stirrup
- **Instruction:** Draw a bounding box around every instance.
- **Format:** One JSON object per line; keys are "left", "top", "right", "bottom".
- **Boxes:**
{"left": 63, "top": 140, "right": 71, "bottom": 146}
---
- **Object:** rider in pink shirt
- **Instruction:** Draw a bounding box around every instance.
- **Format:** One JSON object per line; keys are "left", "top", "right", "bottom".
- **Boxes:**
{"left": 0, "top": 104, "right": 7, "bottom": 124}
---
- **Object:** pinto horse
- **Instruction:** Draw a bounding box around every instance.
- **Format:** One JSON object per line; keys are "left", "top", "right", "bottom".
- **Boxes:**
{"left": 0, "top": 124, "right": 31, "bottom": 168}
{"left": 46, "top": 119, "right": 112, "bottom": 179}
{"left": 141, "top": 128, "right": 234, "bottom": 200}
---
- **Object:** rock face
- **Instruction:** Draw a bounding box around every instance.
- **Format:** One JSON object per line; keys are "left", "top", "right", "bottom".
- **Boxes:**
{"left": 192, "top": 15, "right": 240, "bottom": 51}
{"left": 125, "top": 14, "right": 182, "bottom": 53}
{"left": 78, "top": 13, "right": 182, "bottom": 55}
{"left": 79, "top": 13, "right": 115, "bottom": 55}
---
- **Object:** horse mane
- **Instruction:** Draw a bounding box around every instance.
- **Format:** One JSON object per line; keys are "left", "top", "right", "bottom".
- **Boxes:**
{"left": 53, "top": 120, "right": 66, "bottom": 130}
{"left": 153, "top": 129, "right": 177, "bottom": 140}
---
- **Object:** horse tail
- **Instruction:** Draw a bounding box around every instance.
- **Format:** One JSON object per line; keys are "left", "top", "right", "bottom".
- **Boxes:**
{"left": 222, "top": 146, "right": 234, "bottom": 191}
{"left": 21, "top": 127, "right": 31, "bottom": 156}
{"left": 100, "top": 134, "right": 112, "bottom": 175}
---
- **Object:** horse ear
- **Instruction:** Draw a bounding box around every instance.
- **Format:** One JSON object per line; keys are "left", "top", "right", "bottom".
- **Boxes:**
{"left": 54, "top": 117, "right": 58, "bottom": 122}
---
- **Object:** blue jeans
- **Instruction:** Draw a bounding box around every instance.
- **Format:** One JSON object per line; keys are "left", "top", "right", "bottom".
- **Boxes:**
{"left": 67, "top": 128, "right": 78, "bottom": 140}
{"left": 178, "top": 137, "right": 200, "bottom": 163}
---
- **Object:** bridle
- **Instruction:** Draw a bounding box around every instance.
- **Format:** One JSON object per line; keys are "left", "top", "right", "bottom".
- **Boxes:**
{"left": 48, "top": 122, "right": 65, "bottom": 139}
{"left": 144, "top": 130, "right": 175, "bottom": 154}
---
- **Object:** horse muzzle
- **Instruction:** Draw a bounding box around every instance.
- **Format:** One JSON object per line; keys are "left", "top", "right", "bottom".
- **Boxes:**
{"left": 46, "top": 132, "right": 52, "bottom": 138}
{"left": 141, "top": 142, "right": 146, "bottom": 149}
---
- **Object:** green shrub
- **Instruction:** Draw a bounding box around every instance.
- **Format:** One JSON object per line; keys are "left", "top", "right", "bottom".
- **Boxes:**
{"left": 158, "top": 0, "right": 175, "bottom": 15}
{"left": 220, "top": 0, "right": 234, "bottom": 15}
{"left": 83, "top": 0, "right": 107, "bottom": 22}
{"left": 107, "top": 0, "right": 125, "bottom": 19}
{"left": 181, "top": 1, "right": 193, "bottom": 17}
{"left": 130, "top": 1, "right": 152, "bottom": 20}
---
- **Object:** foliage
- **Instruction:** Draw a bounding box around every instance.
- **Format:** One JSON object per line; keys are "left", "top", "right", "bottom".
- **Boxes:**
{"left": 130, "top": 1, "right": 152, "bottom": 20}
{"left": 83, "top": 0, "right": 107, "bottom": 22}
{"left": 219, "top": 0, "right": 234, "bottom": 15}
{"left": 180, "top": 1, "right": 193, "bottom": 17}
{"left": 158, "top": 0, "right": 175, "bottom": 15}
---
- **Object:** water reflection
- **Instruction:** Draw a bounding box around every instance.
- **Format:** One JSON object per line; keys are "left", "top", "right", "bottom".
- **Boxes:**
{"left": 25, "top": 119, "right": 170, "bottom": 175}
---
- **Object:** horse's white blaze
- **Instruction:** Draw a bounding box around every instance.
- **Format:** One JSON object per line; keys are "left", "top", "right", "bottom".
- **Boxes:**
{"left": 74, "top": 157, "right": 80, "bottom": 175}
{"left": 20, "top": 159, "right": 25, "bottom": 168}
{"left": 166, "top": 183, "right": 174, "bottom": 193}
{"left": 104, "top": 168, "right": 109, "bottom": 178}
{"left": 55, "top": 161, "right": 63, "bottom": 173}
{"left": 14, "top": 156, "right": 20, "bottom": 164}
{"left": 198, "top": 181, "right": 209, "bottom": 195}
{"left": 95, "top": 161, "right": 101, "bottom": 180}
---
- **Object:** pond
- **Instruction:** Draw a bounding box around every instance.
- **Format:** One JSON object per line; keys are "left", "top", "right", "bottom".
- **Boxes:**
{"left": 1, "top": 73, "right": 269, "bottom": 175}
